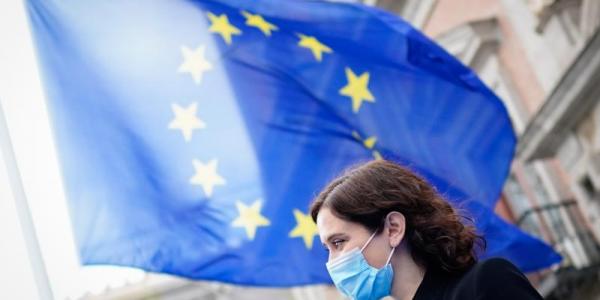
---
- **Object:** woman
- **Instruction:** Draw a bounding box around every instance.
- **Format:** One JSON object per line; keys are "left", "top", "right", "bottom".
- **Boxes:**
{"left": 310, "top": 159, "right": 543, "bottom": 300}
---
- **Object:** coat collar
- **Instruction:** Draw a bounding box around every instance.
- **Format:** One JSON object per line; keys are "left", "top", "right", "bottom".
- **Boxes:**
{"left": 412, "top": 267, "right": 454, "bottom": 300}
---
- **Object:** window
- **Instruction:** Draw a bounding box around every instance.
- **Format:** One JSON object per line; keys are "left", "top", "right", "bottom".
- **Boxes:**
{"left": 580, "top": 175, "right": 598, "bottom": 202}
{"left": 504, "top": 174, "right": 532, "bottom": 218}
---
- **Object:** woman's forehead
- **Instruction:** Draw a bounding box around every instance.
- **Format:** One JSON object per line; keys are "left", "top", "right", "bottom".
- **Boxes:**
{"left": 316, "top": 208, "right": 360, "bottom": 236}
{"left": 316, "top": 207, "right": 342, "bottom": 229}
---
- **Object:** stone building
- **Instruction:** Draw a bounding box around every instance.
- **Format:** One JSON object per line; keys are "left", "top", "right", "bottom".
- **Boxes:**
{"left": 404, "top": 0, "right": 600, "bottom": 299}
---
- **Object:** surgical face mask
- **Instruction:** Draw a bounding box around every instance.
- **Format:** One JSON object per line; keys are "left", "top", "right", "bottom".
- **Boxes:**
{"left": 326, "top": 230, "right": 396, "bottom": 300}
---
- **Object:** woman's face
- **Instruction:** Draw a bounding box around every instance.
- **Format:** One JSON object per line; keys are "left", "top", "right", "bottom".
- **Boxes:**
{"left": 316, "top": 207, "right": 393, "bottom": 269}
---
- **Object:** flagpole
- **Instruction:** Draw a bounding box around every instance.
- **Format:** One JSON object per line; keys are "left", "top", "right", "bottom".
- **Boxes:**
{"left": 0, "top": 101, "right": 54, "bottom": 299}
{"left": 0, "top": 0, "right": 78, "bottom": 299}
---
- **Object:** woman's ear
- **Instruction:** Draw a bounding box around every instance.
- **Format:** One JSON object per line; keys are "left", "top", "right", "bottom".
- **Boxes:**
{"left": 385, "top": 211, "right": 405, "bottom": 248}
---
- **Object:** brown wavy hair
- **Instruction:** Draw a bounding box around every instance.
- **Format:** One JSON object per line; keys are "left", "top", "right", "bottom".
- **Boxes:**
{"left": 310, "top": 159, "right": 485, "bottom": 274}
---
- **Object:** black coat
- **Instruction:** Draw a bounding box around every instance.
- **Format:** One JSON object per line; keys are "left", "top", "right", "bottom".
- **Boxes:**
{"left": 412, "top": 258, "right": 544, "bottom": 300}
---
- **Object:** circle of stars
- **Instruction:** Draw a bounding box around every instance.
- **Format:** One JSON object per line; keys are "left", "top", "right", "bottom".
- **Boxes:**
{"left": 169, "top": 8, "right": 383, "bottom": 249}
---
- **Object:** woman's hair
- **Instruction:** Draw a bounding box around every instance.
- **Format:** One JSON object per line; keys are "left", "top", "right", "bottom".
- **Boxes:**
{"left": 310, "top": 159, "right": 485, "bottom": 274}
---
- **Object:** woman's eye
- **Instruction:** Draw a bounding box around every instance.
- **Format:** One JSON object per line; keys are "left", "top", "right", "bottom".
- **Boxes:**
{"left": 332, "top": 240, "right": 345, "bottom": 249}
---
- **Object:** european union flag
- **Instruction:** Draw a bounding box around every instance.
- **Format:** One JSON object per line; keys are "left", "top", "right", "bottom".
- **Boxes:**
{"left": 27, "top": 0, "right": 560, "bottom": 285}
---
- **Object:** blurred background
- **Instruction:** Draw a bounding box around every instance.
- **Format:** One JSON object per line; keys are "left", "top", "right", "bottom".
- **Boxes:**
{"left": 2, "top": 0, "right": 600, "bottom": 299}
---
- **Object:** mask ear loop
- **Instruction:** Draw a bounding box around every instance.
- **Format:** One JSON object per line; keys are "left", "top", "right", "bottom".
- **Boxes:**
{"left": 360, "top": 230, "right": 379, "bottom": 252}
{"left": 359, "top": 229, "right": 396, "bottom": 266}
{"left": 385, "top": 246, "right": 396, "bottom": 265}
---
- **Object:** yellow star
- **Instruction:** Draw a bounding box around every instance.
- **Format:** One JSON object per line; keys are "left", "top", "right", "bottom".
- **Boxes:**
{"left": 297, "top": 33, "right": 332, "bottom": 62}
{"left": 168, "top": 103, "right": 206, "bottom": 142}
{"left": 207, "top": 12, "right": 242, "bottom": 45}
{"left": 351, "top": 131, "right": 377, "bottom": 149}
{"left": 178, "top": 45, "right": 212, "bottom": 84}
{"left": 363, "top": 136, "right": 377, "bottom": 149}
{"left": 231, "top": 199, "right": 270, "bottom": 240}
{"left": 189, "top": 159, "right": 226, "bottom": 198}
{"left": 289, "top": 209, "right": 319, "bottom": 249}
{"left": 241, "top": 11, "right": 278, "bottom": 36}
{"left": 372, "top": 150, "right": 382, "bottom": 160}
{"left": 339, "top": 67, "right": 375, "bottom": 113}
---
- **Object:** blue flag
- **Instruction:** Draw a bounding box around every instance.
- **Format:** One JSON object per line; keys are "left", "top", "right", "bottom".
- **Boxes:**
{"left": 27, "top": 0, "right": 560, "bottom": 285}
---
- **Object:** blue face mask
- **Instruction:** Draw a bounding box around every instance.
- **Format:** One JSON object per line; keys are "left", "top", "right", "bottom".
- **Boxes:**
{"left": 326, "top": 230, "right": 396, "bottom": 300}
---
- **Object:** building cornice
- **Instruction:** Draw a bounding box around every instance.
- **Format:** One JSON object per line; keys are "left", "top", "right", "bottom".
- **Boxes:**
{"left": 517, "top": 30, "right": 600, "bottom": 161}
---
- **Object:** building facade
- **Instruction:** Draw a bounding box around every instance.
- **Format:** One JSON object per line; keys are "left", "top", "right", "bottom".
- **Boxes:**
{"left": 401, "top": 0, "right": 600, "bottom": 299}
